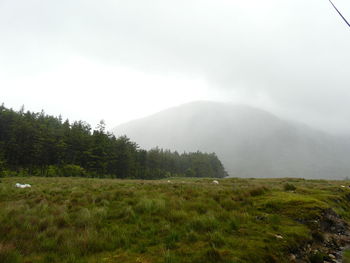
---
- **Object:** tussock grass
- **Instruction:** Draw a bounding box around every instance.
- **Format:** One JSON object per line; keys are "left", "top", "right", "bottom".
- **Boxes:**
{"left": 0, "top": 177, "right": 350, "bottom": 262}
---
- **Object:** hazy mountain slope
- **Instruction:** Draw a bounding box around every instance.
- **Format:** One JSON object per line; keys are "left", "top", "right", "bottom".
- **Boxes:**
{"left": 112, "top": 101, "right": 350, "bottom": 179}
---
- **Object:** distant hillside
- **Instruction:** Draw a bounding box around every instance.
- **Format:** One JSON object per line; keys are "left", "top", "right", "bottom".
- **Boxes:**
{"left": 112, "top": 101, "right": 350, "bottom": 179}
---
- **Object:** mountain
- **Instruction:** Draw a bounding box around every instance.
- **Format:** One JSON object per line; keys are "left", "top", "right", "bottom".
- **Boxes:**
{"left": 112, "top": 101, "right": 350, "bottom": 179}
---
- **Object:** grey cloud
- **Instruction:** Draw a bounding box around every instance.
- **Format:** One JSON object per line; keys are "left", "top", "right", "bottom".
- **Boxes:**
{"left": 1, "top": 0, "right": 350, "bottom": 132}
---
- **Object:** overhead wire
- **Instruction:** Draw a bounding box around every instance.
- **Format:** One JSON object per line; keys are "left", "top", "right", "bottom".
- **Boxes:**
{"left": 329, "top": 0, "right": 350, "bottom": 28}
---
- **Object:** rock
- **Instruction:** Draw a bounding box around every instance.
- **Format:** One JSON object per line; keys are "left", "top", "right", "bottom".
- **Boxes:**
{"left": 291, "top": 209, "right": 350, "bottom": 263}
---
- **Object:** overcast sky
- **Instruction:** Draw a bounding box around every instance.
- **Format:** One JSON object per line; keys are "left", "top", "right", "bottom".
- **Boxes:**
{"left": 1, "top": 0, "right": 349, "bottom": 133}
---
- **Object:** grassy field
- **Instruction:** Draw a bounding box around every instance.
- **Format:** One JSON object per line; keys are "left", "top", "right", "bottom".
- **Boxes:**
{"left": 1, "top": 177, "right": 350, "bottom": 263}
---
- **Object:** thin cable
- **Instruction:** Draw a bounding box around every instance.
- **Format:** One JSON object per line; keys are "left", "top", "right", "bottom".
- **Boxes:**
{"left": 329, "top": 0, "right": 350, "bottom": 28}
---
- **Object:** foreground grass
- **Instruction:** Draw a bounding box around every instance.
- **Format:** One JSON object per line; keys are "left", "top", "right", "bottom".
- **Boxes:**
{"left": 1, "top": 177, "right": 350, "bottom": 263}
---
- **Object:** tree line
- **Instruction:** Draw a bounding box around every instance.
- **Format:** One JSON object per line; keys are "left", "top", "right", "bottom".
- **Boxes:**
{"left": 0, "top": 104, "right": 227, "bottom": 179}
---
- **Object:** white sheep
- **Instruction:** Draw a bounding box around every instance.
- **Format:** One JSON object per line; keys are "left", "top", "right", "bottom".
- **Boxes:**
{"left": 15, "top": 183, "right": 31, "bottom": 188}
{"left": 212, "top": 180, "right": 219, "bottom": 185}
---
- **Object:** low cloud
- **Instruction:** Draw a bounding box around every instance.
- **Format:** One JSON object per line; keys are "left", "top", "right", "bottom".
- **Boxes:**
{"left": 1, "top": 0, "right": 350, "bottom": 132}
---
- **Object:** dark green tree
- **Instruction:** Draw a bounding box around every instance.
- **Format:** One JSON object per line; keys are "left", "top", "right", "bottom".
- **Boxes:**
{"left": 0, "top": 103, "right": 228, "bottom": 179}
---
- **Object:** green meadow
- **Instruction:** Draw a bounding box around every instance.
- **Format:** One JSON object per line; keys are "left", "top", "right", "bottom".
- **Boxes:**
{"left": 1, "top": 177, "right": 350, "bottom": 263}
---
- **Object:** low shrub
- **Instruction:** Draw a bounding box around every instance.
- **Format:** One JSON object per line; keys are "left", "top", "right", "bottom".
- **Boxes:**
{"left": 308, "top": 251, "right": 325, "bottom": 263}
{"left": 60, "top": 165, "right": 86, "bottom": 177}
{"left": 189, "top": 215, "right": 220, "bottom": 233}
{"left": 135, "top": 198, "right": 166, "bottom": 214}
{"left": 249, "top": 186, "right": 268, "bottom": 196}
{"left": 284, "top": 183, "right": 296, "bottom": 191}
{"left": 0, "top": 244, "right": 21, "bottom": 263}
{"left": 204, "top": 246, "right": 223, "bottom": 262}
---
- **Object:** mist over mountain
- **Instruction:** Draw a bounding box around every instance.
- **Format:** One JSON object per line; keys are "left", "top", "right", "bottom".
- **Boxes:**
{"left": 112, "top": 101, "right": 350, "bottom": 179}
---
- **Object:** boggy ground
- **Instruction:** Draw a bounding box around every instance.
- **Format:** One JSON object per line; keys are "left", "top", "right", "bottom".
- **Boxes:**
{"left": 1, "top": 177, "right": 350, "bottom": 263}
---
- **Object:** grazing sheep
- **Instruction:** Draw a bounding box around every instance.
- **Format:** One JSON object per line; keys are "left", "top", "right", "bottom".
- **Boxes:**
{"left": 212, "top": 180, "right": 219, "bottom": 185}
{"left": 15, "top": 183, "right": 31, "bottom": 188}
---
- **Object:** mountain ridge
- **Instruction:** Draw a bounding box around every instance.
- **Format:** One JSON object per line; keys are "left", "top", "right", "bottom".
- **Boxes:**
{"left": 112, "top": 101, "right": 350, "bottom": 179}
